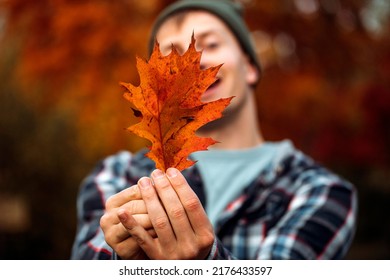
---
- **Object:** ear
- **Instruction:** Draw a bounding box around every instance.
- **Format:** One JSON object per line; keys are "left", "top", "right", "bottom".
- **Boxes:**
{"left": 245, "top": 59, "right": 259, "bottom": 86}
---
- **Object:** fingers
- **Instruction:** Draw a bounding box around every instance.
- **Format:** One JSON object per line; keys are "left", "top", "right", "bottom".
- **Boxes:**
{"left": 149, "top": 170, "right": 194, "bottom": 242}
{"left": 118, "top": 209, "right": 158, "bottom": 258}
{"left": 100, "top": 212, "right": 130, "bottom": 242}
{"left": 121, "top": 199, "right": 148, "bottom": 216}
{"left": 101, "top": 210, "right": 152, "bottom": 243}
{"left": 102, "top": 198, "right": 151, "bottom": 239}
{"left": 137, "top": 176, "right": 176, "bottom": 249}
{"left": 165, "top": 168, "right": 212, "bottom": 234}
{"left": 102, "top": 185, "right": 150, "bottom": 241}
{"left": 132, "top": 169, "right": 214, "bottom": 259}
{"left": 105, "top": 184, "right": 142, "bottom": 210}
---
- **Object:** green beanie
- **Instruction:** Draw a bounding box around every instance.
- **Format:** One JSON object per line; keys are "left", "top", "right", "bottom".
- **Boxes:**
{"left": 148, "top": 0, "right": 261, "bottom": 76}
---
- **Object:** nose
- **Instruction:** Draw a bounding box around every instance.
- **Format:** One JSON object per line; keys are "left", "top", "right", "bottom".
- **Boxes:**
{"left": 199, "top": 52, "right": 213, "bottom": 70}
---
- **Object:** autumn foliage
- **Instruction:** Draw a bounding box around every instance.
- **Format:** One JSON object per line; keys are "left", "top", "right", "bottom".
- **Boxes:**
{"left": 1, "top": 0, "right": 390, "bottom": 260}
{"left": 121, "top": 36, "right": 232, "bottom": 171}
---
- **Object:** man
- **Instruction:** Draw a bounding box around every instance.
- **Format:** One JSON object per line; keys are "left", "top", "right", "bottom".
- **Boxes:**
{"left": 71, "top": 0, "right": 357, "bottom": 260}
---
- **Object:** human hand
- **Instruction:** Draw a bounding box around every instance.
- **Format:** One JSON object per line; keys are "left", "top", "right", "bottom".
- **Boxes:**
{"left": 118, "top": 168, "right": 215, "bottom": 260}
{"left": 100, "top": 184, "right": 154, "bottom": 259}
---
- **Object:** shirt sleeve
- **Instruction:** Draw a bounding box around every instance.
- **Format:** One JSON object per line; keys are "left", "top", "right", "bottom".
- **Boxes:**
{"left": 206, "top": 237, "right": 235, "bottom": 260}
{"left": 70, "top": 151, "right": 133, "bottom": 259}
{"left": 209, "top": 154, "right": 357, "bottom": 260}
{"left": 257, "top": 173, "right": 358, "bottom": 259}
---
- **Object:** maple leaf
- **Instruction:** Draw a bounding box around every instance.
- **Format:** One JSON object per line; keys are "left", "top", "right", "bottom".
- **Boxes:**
{"left": 120, "top": 35, "right": 233, "bottom": 171}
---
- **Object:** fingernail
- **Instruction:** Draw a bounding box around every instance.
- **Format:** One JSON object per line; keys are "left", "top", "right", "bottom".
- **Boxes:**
{"left": 152, "top": 169, "right": 165, "bottom": 179}
{"left": 166, "top": 168, "right": 178, "bottom": 178}
{"left": 118, "top": 209, "right": 127, "bottom": 222}
{"left": 138, "top": 177, "right": 151, "bottom": 189}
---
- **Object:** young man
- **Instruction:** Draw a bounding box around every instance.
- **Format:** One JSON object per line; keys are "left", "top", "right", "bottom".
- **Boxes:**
{"left": 71, "top": 0, "right": 357, "bottom": 260}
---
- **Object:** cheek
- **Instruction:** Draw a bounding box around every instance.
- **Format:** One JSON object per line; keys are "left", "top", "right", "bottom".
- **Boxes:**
{"left": 216, "top": 49, "right": 237, "bottom": 69}
{"left": 221, "top": 56, "right": 248, "bottom": 81}
{"left": 211, "top": 47, "right": 250, "bottom": 84}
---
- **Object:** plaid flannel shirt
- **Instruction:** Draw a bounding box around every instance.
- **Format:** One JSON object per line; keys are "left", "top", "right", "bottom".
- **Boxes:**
{"left": 71, "top": 142, "right": 357, "bottom": 260}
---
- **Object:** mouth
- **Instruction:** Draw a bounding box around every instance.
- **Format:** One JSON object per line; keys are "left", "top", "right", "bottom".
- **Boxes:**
{"left": 204, "top": 77, "right": 221, "bottom": 96}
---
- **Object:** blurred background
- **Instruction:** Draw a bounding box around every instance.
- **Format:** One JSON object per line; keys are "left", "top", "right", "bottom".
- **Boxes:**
{"left": 0, "top": 0, "right": 389, "bottom": 259}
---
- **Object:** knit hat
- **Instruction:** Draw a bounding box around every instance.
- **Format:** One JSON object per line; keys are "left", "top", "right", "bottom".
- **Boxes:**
{"left": 148, "top": 0, "right": 261, "bottom": 76}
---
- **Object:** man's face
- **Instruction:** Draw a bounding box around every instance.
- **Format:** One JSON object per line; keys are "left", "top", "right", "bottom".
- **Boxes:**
{"left": 156, "top": 11, "right": 258, "bottom": 113}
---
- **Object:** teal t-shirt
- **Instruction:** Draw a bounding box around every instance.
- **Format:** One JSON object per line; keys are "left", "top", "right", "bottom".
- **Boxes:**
{"left": 191, "top": 141, "right": 286, "bottom": 227}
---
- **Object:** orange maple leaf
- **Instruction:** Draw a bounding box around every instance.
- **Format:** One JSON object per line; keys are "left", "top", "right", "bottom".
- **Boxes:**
{"left": 120, "top": 35, "right": 233, "bottom": 171}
